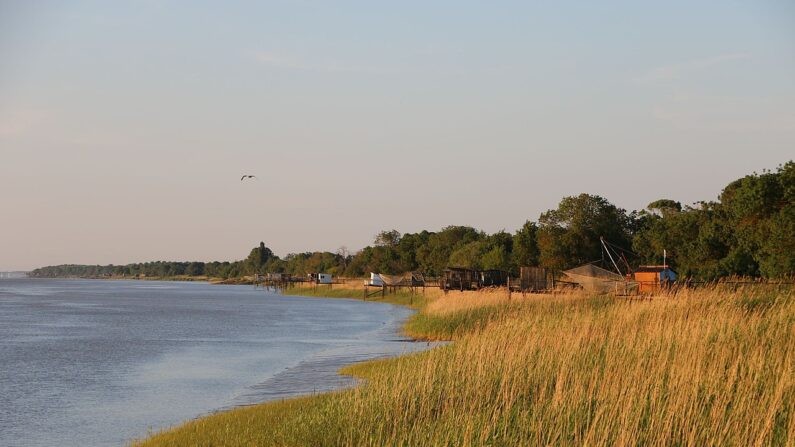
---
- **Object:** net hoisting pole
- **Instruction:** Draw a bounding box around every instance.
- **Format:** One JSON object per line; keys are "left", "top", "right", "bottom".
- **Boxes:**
{"left": 601, "top": 236, "right": 622, "bottom": 276}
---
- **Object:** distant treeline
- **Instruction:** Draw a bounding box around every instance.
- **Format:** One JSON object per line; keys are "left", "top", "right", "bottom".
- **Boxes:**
{"left": 30, "top": 161, "right": 793, "bottom": 280}
{"left": 29, "top": 261, "right": 247, "bottom": 279}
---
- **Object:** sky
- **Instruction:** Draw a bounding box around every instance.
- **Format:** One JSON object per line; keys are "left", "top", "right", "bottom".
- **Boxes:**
{"left": 1, "top": 1, "right": 793, "bottom": 271}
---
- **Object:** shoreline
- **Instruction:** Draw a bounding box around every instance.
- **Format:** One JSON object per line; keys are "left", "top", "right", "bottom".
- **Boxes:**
{"left": 131, "top": 283, "right": 448, "bottom": 446}
{"left": 220, "top": 299, "right": 439, "bottom": 410}
{"left": 22, "top": 275, "right": 252, "bottom": 285}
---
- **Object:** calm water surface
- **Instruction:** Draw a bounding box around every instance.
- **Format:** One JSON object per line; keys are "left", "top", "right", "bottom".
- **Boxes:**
{"left": 0, "top": 279, "right": 428, "bottom": 447}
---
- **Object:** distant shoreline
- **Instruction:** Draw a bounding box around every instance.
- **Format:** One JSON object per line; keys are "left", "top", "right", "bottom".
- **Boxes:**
{"left": 24, "top": 274, "right": 254, "bottom": 285}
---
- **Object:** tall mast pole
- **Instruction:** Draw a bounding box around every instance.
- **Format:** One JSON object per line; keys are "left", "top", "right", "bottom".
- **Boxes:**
{"left": 601, "top": 237, "right": 622, "bottom": 276}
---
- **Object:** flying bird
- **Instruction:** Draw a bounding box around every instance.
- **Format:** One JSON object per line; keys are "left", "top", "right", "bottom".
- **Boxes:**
{"left": 241, "top": 175, "right": 257, "bottom": 181}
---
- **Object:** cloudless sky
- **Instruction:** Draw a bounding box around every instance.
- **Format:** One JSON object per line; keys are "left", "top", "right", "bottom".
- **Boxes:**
{"left": 1, "top": 1, "right": 793, "bottom": 271}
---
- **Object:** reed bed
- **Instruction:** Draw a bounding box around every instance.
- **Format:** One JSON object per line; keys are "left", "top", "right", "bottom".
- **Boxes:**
{"left": 134, "top": 285, "right": 794, "bottom": 447}
{"left": 425, "top": 288, "right": 529, "bottom": 315}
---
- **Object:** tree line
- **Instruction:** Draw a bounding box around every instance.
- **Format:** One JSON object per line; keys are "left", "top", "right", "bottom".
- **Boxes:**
{"left": 30, "top": 162, "right": 793, "bottom": 280}
{"left": 29, "top": 261, "right": 247, "bottom": 279}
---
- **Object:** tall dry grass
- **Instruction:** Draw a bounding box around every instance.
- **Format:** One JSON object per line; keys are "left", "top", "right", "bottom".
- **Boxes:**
{"left": 425, "top": 288, "right": 526, "bottom": 315}
{"left": 135, "top": 285, "right": 794, "bottom": 447}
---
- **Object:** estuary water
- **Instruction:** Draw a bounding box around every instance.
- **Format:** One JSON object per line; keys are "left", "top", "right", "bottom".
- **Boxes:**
{"left": 0, "top": 279, "right": 427, "bottom": 447}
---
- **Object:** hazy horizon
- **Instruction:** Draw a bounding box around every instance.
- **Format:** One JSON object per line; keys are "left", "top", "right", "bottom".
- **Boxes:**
{"left": 2, "top": 1, "right": 793, "bottom": 271}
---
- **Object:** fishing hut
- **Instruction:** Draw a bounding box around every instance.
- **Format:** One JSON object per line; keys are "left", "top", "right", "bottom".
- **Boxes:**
{"left": 306, "top": 273, "right": 333, "bottom": 284}
{"left": 520, "top": 266, "right": 554, "bottom": 292}
{"left": 363, "top": 272, "right": 426, "bottom": 303}
{"left": 633, "top": 266, "right": 677, "bottom": 293}
{"left": 479, "top": 269, "right": 509, "bottom": 287}
{"left": 441, "top": 268, "right": 480, "bottom": 291}
{"left": 255, "top": 272, "right": 294, "bottom": 289}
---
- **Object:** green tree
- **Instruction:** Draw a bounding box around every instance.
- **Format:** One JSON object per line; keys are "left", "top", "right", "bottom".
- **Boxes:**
{"left": 185, "top": 262, "right": 205, "bottom": 276}
{"left": 512, "top": 221, "right": 540, "bottom": 270}
{"left": 246, "top": 242, "right": 274, "bottom": 274}
{"left": 374, "top": 230, "right": 401, "bottom": 247}
{"left": 538, "top": 194, "right": 632, "bottom": 271}
{"left": 646, "top": 199, "right": 682, "bottom": 217}
{"left": 448, "top": 241, "right": 485, "bottom": 269}
{"left": 719, "top": 162, "right": 794, "bottom": 277}
{"left": 758, "top": 203, "right": 795, "bottom": 276}
{"left": 416, "top": 226, "right": 484, "bottom": 274}
{"left": 480, "top": 231, "right": 513, "bottom": 271}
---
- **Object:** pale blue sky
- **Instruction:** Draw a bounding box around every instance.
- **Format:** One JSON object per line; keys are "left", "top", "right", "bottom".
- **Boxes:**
{"left": 1, "top": 1, "right": 793, "bottom": 270}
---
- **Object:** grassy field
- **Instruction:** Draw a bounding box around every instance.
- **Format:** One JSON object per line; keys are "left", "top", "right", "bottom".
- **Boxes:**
{"left": 133, "top": 284, "right": 794, "bottom": 446}
{"left": 279, "top": 282, "right": 435, "bottom": 310}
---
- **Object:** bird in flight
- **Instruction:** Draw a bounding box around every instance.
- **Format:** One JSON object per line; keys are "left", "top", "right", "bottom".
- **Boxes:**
{"left": 241, "top": 175, "right": 257, "bottom": 181}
